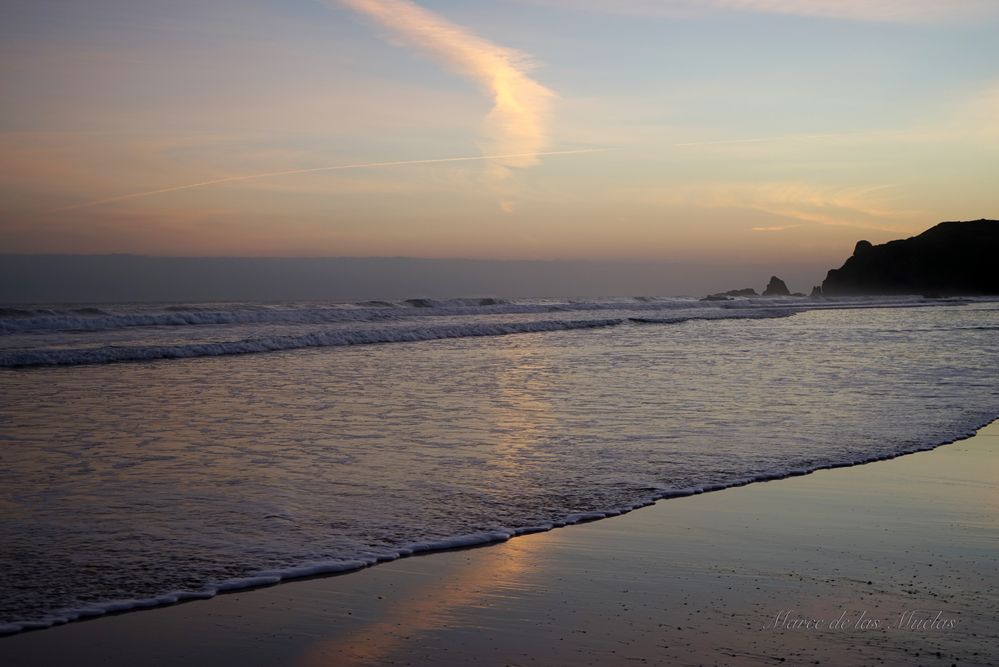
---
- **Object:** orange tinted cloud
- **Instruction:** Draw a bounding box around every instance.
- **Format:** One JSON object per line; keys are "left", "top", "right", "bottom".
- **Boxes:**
{"left": 645, "top": 182, "right": 922, "bottom": 234}
{"left": 751, "top": 224, "right": 802, "bottom": 232}
{"left": 335, "top": 0, "right": 554, "bottom": 179}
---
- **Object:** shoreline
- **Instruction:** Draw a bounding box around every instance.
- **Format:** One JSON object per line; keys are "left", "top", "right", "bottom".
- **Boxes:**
{"left": 1, "top": 416, "right": 994, "bottom": 639}
{"left": 2, "top": 420, "right": 997, "bottom": 665}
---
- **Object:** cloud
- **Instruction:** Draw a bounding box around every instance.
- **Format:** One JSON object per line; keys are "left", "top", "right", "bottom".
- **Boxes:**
{"left": 670, "top": 80, "right": 999, "bottom": 150}
{"left": 751, "top": 224, "right": 801, "bottom": 232}
{"left": 514, "top": 0, "right": 999, "bottom": 23}
{"left": 646, "top": 182, "right": 922, "bottom": 233}
{"left": 335, "top": 0, "right": 554, "bottom": 180}
{"left": 708, "top": 0, "right": 995, "bottom": 22}
{"left": 963, "top": 83, "right": 999, "bottom": 139}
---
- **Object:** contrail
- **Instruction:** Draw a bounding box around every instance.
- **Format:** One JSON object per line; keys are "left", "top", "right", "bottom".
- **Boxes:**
{"left": 49, "top": 149, "right": 607, "bottom": 213}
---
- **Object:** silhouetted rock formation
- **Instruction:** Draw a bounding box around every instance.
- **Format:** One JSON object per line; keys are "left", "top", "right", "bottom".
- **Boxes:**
{"left": 822, "top": 219, "right": 999, "bottom": 296}
{"left": 809, "top": 285, "right": 823, "bottom": 298}
{"left": 701, "top": 288, "right": 759, "bottom": 301}
{"left": 762, "top": 276, "right": 790, "bottom": 296}
{"left": 723, "top": 288, "right": 759, "bottom": 297}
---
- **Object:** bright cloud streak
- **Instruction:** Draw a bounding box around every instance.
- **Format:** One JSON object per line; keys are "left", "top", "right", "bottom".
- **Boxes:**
{"left": 672, "top": 137, "right": 779, "bottom": 147}
{"left": 710, "top": 0, "right": 993, "bottom": 22}
{"left": 710, "top": 0, "right": 996, "bottom": 22}
{"left": 335, "top": 0, "right": 554, "bottom": 179}
{"left": 515, "top": 0, "right": 998, "bottom": 23}
{"left": 48, "top": 149, "right": 606, "bottom": 213}
{"left": 646, "top": 182, "right": 921, "bottom": 233}
{"left": 751, "top": 224, "right": 802, "bottom": 232}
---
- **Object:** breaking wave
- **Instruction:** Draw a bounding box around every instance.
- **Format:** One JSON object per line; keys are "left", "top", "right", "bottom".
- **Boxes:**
{"left": 0, "top": 318, "right": 625, "bottom": 367}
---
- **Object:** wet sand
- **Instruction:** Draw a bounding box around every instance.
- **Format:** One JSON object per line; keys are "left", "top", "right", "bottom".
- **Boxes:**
{"left": 2, "top": 421, "right": 997, "bottom": 666}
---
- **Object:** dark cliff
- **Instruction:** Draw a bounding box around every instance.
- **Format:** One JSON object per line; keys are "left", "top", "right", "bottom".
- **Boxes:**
{"left": 821, "top": 219, "right": 999, "bottom": 296}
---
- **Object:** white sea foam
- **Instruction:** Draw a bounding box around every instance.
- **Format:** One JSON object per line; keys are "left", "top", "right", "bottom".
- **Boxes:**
{"left": 628, "top": 307, "right": 795, "bottom": 324}
{"left": 0, "top": 318, "right": 624, "bottom": 367}
{"left": 0, "top": 298, "right": 678, "bottom": 334}
{"left": 0, "top": 294, "right": 954, "bottom": 335}
{"left": 3, "top": 295, "right": 949, "bottom": 368}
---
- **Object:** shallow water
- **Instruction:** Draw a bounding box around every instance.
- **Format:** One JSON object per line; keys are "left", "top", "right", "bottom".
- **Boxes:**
{"left": 1, "top": 297, "right": 997, "bottom": 632}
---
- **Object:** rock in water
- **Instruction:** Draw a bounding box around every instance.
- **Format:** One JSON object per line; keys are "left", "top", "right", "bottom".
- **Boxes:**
{"left": 762, "top": 276, "right": 790, "bottom": 296}
{"left": 701, "top": 288, "right": 759, "bottom": 301}
{"left": 721, "top": 288, "right": 759, "bottom": 297}
{"left": 809, "top": 285, "right": 823, "bottom": 298}
{"left": 822, "top": 219, "right": 999, "bottom": 296}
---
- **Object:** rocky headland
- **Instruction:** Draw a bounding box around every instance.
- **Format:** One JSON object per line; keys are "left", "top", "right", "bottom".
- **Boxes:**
{"left": 822, "top": 219, "right": 998, "bottom": 296}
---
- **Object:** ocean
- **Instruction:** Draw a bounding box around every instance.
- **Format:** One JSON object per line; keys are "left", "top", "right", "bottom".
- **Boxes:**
{"left": 1, "top": 295, "right": 997, "bottom": 634}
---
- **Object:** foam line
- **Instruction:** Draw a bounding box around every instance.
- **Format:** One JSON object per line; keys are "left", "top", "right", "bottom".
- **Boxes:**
{"left": 0, "top": 318, "right": 624, "bottom": 367}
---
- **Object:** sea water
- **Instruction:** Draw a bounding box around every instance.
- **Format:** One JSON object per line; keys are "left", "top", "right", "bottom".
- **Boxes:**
{"left": 1, "top": 296, "right": 997, "bottom": 633}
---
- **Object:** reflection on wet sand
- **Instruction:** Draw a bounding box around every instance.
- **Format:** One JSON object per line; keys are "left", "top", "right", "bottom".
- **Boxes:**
{"left": 296, "top": 527, "right": 541, "bottom": 666}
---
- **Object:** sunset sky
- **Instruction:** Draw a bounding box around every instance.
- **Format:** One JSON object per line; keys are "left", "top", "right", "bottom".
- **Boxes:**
{"left": 3, "top": 0, "right": 998, "bottom": 269}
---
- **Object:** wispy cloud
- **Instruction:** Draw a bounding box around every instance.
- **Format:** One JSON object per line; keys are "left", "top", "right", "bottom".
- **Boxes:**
{"left": 672, "top": 137, "right": 781, "bottom": 148}
{"left": 335, "top": 0, "right": 554, "bottom": 180}
{"left": 645, "top": 182, "right": 923, "bottom": 233}
{"left": 964, "top": 82, "right": 999, "bottom": 139}
{"left": 709, "top": 0, "right": 995, "bottom": 22}
{"left": 515, "top": 0, "right": 998, "bottom": 23}
{"left": 751, "top": 224, "right": 801, "bottom": 232}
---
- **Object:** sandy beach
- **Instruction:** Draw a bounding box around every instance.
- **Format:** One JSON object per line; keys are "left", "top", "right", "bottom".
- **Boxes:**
{"left": 1, "top": 420, "right": 995, "bottom": 666}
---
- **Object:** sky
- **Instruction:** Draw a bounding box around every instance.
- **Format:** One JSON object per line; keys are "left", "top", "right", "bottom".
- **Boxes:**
{"left": 2, "top": 0, "right": 998, "bottom": 287}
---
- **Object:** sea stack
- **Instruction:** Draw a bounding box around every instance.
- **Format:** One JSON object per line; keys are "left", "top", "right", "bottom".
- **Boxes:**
{"left": 762, "top": 276, "right": 790, "bottom": 296}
